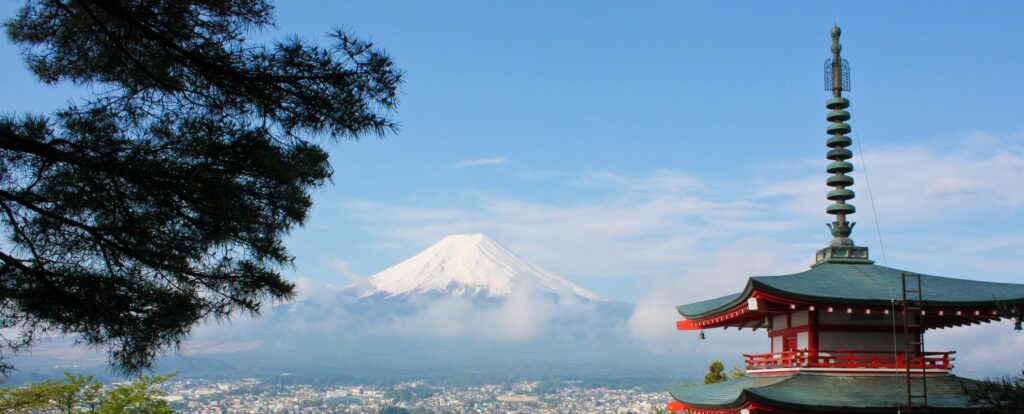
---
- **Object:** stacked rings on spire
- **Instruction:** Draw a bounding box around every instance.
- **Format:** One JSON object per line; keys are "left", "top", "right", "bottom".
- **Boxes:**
{"left": 815, "top": 26, "right": 871, "bottom": 259}
{"left": 825, "top": 97, "right": 855, "bottom": 216}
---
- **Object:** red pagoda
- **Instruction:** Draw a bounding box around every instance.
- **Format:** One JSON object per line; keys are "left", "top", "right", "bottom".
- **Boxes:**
{"left": 666, "top": 27, "right": 1024, "bottom": 414}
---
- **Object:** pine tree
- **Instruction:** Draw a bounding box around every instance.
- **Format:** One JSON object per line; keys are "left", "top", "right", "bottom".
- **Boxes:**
{"left": 703, "top": 360, "right": 728, "bottom": 384}
{"left": 964, "top": 371, "right": 1024, "bottom": 413}
{"left": 0, "top": 372, "right": 174, "bottom": 413}
{"left": 0, "top": 0, "right": 401, "bottom": 374}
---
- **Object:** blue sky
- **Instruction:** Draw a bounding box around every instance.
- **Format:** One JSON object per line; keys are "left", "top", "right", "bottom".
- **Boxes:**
{"left": 287, "top": 1, "right": 1024, "bottom": 302}
{"left": 3, "top": 1, "right": 1023, "bottom": 304}
{"left": 5, "top": 0, "right": 1024, "bottom": 377}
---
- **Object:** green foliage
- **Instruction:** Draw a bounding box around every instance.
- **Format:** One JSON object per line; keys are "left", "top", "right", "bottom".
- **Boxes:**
{"left": 0, "top": 0, "right": 401, "bottom": 374}
{"left": 703, "top": 361, "right": 728, "bottom": 384}
{"left": 963, "top": 371, "right": 1024, "bottom": 413}
{"left": 530, "top": 379, "right": 563, "bottom": 395}
{"left": 384, "top": 386, "right": 435, "bottom": 403}
{"left": 0, "top": 372, "right": 174, "bottom": 413}
{"left": 94, "top": 374, "right": 174, "bottom": 414}
{"left": 728, "top": 366, "right": 746, "bottom": 378}
{"left": 296, "top": 398, "right": 323, "bottom": 408}
{"left": 0, "top": 372, "right": 102, "bottom": 413}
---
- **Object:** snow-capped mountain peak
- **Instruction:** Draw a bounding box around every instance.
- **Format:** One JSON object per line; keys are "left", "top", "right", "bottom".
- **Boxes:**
{"left": 367, "top": 233, "right": 604, "bottom": 301}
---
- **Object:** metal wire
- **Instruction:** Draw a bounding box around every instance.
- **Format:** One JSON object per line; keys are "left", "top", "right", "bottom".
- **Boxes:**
{"left": 847, "top": 92, "right": 900, "bottom": 365}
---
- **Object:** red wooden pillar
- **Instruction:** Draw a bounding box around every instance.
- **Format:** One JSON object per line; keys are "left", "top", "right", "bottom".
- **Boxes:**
{"left": 807, "top": 309, "right": 819, "bottom": 366}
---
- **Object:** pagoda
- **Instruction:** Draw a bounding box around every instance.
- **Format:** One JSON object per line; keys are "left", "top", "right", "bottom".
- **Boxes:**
{"left": 666, "top": 27, "right": 1024, "bottom": 414}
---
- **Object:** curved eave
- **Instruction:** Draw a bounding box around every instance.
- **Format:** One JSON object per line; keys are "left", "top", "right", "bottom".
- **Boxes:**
{"left": 669, "top": 374, "right": 991, "bottom": 413}
{"left": 667, "top": 376, "right": 766, "bottom": 410}
{"left": 676, "top": 263, "right": 1024, "bottom": 320}
{"left": 676, "top": 281, "right": 755, "bottom": 319}
{"left": 751, "top": 279, "right": 1024, "bottom": 310}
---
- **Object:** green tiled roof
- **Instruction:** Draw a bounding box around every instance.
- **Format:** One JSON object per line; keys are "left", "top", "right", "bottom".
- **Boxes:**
{"left": 677, "top": 262, "right": 1024, "bottom": 319}
{"left": 669, "top": 373, "right": 991, "bottom": 412}
{"left": 677, "top": 293, "right": 743, "bottom": 317}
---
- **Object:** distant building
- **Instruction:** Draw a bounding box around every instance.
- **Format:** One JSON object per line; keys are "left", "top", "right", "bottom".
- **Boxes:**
{"left": 666, "top": 26, "right": 1024, "bottom": 414}
{"left": 497, "top": 394, "right": 541, "bottom": 403}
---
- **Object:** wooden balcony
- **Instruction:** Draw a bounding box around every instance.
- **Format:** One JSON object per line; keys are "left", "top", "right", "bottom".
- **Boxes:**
{"left": 743, "top": 349, "right": 955, "bottom": 372}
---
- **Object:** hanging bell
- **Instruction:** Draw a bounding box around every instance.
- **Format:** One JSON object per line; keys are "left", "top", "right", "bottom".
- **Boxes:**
{"left": 698, "top": 330, "right": 706, "bottom": 340}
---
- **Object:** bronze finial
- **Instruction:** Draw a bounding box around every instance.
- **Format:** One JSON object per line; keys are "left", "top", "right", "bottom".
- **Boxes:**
{"left": 815, "top": 26, "right": 872, "bottom": 266}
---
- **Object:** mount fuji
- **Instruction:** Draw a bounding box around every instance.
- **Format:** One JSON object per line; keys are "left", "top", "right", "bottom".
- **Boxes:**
{"left": 364, "top": 233, "right": 605, "bottom": 303}
{"left": 189, "top": 233, "right": 644, "bottom": 375}
{"left": 7, "top": 234, "right": 674, "bottom": 382}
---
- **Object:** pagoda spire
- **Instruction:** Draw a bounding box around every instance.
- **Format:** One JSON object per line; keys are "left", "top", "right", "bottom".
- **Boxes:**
{"left": 815, "top": 26, "right": 872, "bottom": 266}
{"left": 825, "top": 25, "right": 855, "bottom": 246}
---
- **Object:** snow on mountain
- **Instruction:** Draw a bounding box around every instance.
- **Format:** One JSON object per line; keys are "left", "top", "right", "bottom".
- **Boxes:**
{"left": 366, "top": 233, "right": 605, "bottom": 302}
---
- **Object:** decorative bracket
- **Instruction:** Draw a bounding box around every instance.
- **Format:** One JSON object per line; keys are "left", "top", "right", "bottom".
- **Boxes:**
{"left": 824, "top": 58, "right": 851, "bottom": 92}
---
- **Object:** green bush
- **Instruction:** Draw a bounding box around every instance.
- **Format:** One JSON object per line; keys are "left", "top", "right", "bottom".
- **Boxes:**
{"left": 0, "top": 372, "right": 174, "bottom": 413}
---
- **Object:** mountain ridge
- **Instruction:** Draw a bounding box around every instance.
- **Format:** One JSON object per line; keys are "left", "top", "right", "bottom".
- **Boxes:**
{"left": 365, "top": 233, "right": 606, "bottom": 302}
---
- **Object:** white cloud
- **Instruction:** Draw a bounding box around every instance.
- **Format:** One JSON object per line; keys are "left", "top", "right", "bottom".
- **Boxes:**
{"left": 454, "top": 157, "right": 508, "bottom": 168}
{"left": 342, "top": 131, "right": 1024, "bottom": 282}
{"left": 330, "top": 258, "right": 375, "bottom": 294}
{"left": 40, "top": 131, "right": 1024, "bottom": 375}
{"left": 627, "top": 239, "right": 805, "bottom": 348}
{"left": 181, "top": 340, "right": 263, "bottom": 355}
{"left": 342, "top": 199, "right": 465, "bottom": 223}
{"left": 341, "top": 194, "right": 792, "bottom": 280}
{"left": 571, "top": 169, "right": 705, "bottom": 195}
{"left": 762, "top": 130, "right": 1024, "bottom": 229}
{"left": 928, "top": 320, "right": 1024, "bottom": 377}
{"left": 369, "top": 281, "right": 579, "bottom": 342}
{"left": 329, "top": 259, "right": 357, "bottom": 278}
{"left": 180, "top": 276, "right": 614, "bottom": 360}
{"left": 331, "top": 130, "right": 1024, "bottom": 376}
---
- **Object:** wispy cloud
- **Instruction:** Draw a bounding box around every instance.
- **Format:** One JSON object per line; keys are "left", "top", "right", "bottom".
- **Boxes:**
{"left": 43, "top": 131, "right": 1018, "bottom": 374}
{"left": 343, "top": 131, "right": 1024, "bottom": 286}
{"left": 929, "top": 320, "right": 1024, "bottom": 377}
{"left": 365, "top": 282, "right": 598, "bottom": 341}
{"left": 330, "top": 130, "right": 1024, "bottom": 374}
{"left": 761, "top": 130, "right": 1024, "bottom": 229}
{"left": 454, "top": 157, "right": 508, "bottom": 168}
{"left": 340, "top": 163, "right": 804, "bottom": 280}
{"left": 182, "top": 340, "right": 263, "bottom": 355}
{"left": 572, "top": 168, "right": 705, "bottom": 195}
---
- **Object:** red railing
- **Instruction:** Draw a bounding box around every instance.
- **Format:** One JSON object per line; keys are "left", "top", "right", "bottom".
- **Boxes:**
{"left": 743, "top": 349, "right": 955, "bottom": 371}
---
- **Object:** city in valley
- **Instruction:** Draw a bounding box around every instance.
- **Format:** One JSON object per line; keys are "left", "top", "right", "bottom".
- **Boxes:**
{"left": 159, "top": 378, "right": 668, "bottom": 414}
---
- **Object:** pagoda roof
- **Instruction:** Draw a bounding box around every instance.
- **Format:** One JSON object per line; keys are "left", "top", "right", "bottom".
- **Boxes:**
{"left": 669, "top": 373, "right": 990, "bottom": 413}
{"left": 677, "top": 262, "right": 1024, "bottom": 319}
